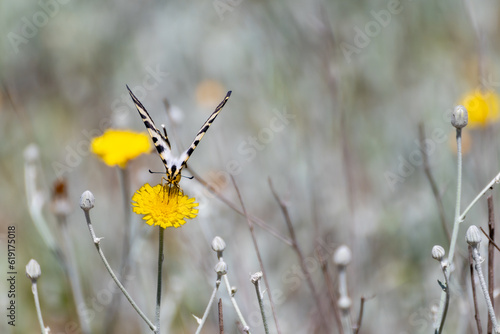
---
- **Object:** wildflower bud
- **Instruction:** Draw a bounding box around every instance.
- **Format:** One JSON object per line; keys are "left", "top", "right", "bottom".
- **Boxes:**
{"left": 338, "top": 296, "right": 352, "bottom": 311}
{"left": 250, "top": 271, "right": 263, "bottom": 284}
{"left": 431, "top": 245, "right": 445, "bottom": 261}
{"left": 333, "top": 245, "right": 352, "bottom": 267}
{"left": 211, "top": 236, "right": 226, "bottom": 253}
{"left": 230, "top": 286, "right": 237, "bottom": 296}
{"left": 80, "top": 190, "right": 95, "bottom": 211}
{"left": 26, "top": 259, "right": 41, "bottom": 282}
{"left": 214, "top": 261, "right": 228, "bottom": 275}
{"left": 451, "top": 105, "right": 468, "bottom": 129}
{"left": 465, "top": 225, "right": 482, "bottom": 247}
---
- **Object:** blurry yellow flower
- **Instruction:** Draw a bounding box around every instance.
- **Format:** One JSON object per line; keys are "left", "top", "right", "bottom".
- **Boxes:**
{"left": 132, "top": 184, "right": 198, "bottom": 228}
{"left": 196, "top": 80, "right": 226, "bottom": 109}
{"left": 91, "top": 129, "right": 151, "bottom": 168}
{"left": 459, "top": 90, "right": 500, "bottom": 128}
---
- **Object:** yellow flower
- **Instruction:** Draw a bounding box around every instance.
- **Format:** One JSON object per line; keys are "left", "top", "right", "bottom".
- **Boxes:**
{"left": 131, "top": 184, "right": 198, "bottom": 228}
{"left": 91, "top": 129, "right": 151, "bottom": 168}
{"left": 459, "top": 90, "right": 500, "bottom": 128}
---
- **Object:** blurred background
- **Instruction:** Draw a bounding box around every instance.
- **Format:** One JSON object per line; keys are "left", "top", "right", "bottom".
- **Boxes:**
{"left": 1, "top": 0, "right": 500, "bottom": 333}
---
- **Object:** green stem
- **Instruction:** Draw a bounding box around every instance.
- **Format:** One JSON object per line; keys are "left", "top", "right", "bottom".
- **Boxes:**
{"left": 83, "top": 210, "right": 155, "bottom": 331}
{"left": 155, "top": 226, "right": 164, "bottom": 334}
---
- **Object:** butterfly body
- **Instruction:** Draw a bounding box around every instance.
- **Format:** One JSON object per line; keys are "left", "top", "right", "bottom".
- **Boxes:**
{"left": 127, "top": 85, "right": 231, "bottom": 188}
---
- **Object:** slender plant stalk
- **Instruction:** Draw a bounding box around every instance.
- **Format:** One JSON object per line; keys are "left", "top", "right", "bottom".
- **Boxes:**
{"left": 471, "top": 247, "right": 500, "bottom": 332}
{"left": 338, "top": 267, "right": 353, "bottom": 334}
{"left": 269, "top": 178, "right": 330, "bottom": 331}
{"left": 448, "top": 128, "right": 463, "bottom": 268}
{"left": 188, "top": 167, "right": 292, "bottom": 246}
{"left": 488, "top": 196, "right": 495, "bottom": 334}
{"left": 218, "top": 298, "right": 224, "bottom": 334}
{"left": 58, "top": 215, "right": 91, "bottom": 334}
{"left": 232, "top": 176, "right": 280, "bottom": 334}
{"left": 354, "top": 297, "right": 366, "bottom": 334}
{"left": 223, "top": 274, "right": 251, "bottom": 333}
{"left": 436, "top": 128, "right": 462, "bottom": 332}
{"left": 469, "top": 245, "right": 482, "bottom": 334}
{"left": 316, "top": 250, "right": 343, "bottom": 334}
{"left": 82, "top": 209, "right": 155, "bottom": 331}
{"left": 104, "top": 167, "right": 133, "bottom": 333}
{"left": 195, "top": 278, "right": 221, "bottom": 334}
{"left": 31, "top": 282, "right": 48, "bottom": 334}
{"left": 252, "top": 274, "right": 270, "bottom": 334}
{"left": 155, "top": 226, "right": 165, "bottom": 334}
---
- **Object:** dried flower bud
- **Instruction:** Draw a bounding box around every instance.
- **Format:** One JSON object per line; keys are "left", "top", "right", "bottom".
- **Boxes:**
{"left": 214, "top": 261, "right": 228, "bottom": 275}
{"left": 333, "top": 245, "right": 352, "bottom": 266}
{"left": 431, "top": 245, "right": 445, "bottom": 261}
{"left": 465, "top": 225, "right": 482, "bottom": 247}
{"left": 211, "top": 236, "right": 226, "bottom": 253}
{"left": 80, "top": 190, "right": 95, "bottom": 211}
{"left": 451, "top": 105, "right": 468, "bottom": 129}
{"left": 26, "top": 259, "right": 41, "bottom": 282}
{"left": 250, "top": 271, "right": 263, "bottom": 284}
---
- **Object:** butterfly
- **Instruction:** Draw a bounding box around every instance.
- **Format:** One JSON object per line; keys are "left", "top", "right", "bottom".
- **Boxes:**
{"left": 127, "top": 85, "right": 231, "bottom": 188}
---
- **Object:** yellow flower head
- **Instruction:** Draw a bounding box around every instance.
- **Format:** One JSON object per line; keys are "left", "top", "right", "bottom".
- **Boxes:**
{"left": 459, "top": 90, "right": 500, "bottom": 128}
{"left": 132, "top": 184, "right": 199, "bottom": 228}
{"left": 91, "top": 129, "right": 151, "bottom": 168}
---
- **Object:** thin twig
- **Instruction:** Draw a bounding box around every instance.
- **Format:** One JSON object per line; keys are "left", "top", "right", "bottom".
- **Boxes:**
{"left": 488, "top": 195, "right": 495, "bottom": 334}
{"left": 480, "top": 227, "right": 500, "bottom": 253}
{"left": 219, "top": 298, "right": 224, "bottom": 334}
{"left": 195, "top": 276, "right": 222, "bottom": 334}
{"left": 223, "top": 275, "right": 251, "bottom": 333}
{"left": 104, "top": 167, "right": 134, "bottom": 333}
{"left": 231, "top": 176, "right": 281, "bottom": 334}
{"left": 316, "top": 249, "right": 343, "bottom": 334}
{"left": 82, "top": 208, "right": 155, "bottom": 331}
{"left": 269, "top": 178, "right": 330, "bottom": 331}
{"left": 469, "top": 245, "right": 483, "bottom": 334}
{"left": 419, "top": 123, "right": 450, "bottom": 243}
{"left": 188, "top": 168, "right": 292, "bottom": 246}
{"left": 354, "top": 297, "right": 366, "bottom": 334}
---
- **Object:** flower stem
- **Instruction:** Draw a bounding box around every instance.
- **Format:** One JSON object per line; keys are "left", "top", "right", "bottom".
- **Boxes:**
{"left": 155, "top": 226, "right": 164, "bottom": 334}
{"left": 31, "top": 282, "right": 48, "bottom": 334}
{"left": 448, "top": 128, "right": 463, "bottom": 268}
{"left": 223, "top": 274, "right": 251, "bottom": 333}
{"left": 436, "top": 128, "right": 462, "bottom": 332}
{"left": 252, "top": 274, "right": 269, "bottom": 334}
{"left": 82, "top": 209, "right": 155, "bottom": 331}
{"left": 195, "top": 276, "right": 221, "bottom": 334}
{"left": 471, "top": 247, "right": 500, "bottom": 332}
{"left": 58, "top": 215, "right": 91, "bottom": 334}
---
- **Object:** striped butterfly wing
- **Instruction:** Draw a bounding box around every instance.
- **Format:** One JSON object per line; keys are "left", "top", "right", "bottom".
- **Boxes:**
{"left": 127, "top": 85, "right": 173, "bottom": 172}
{"left": 178, "top": 90, "right": 232, "bottom": 170}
